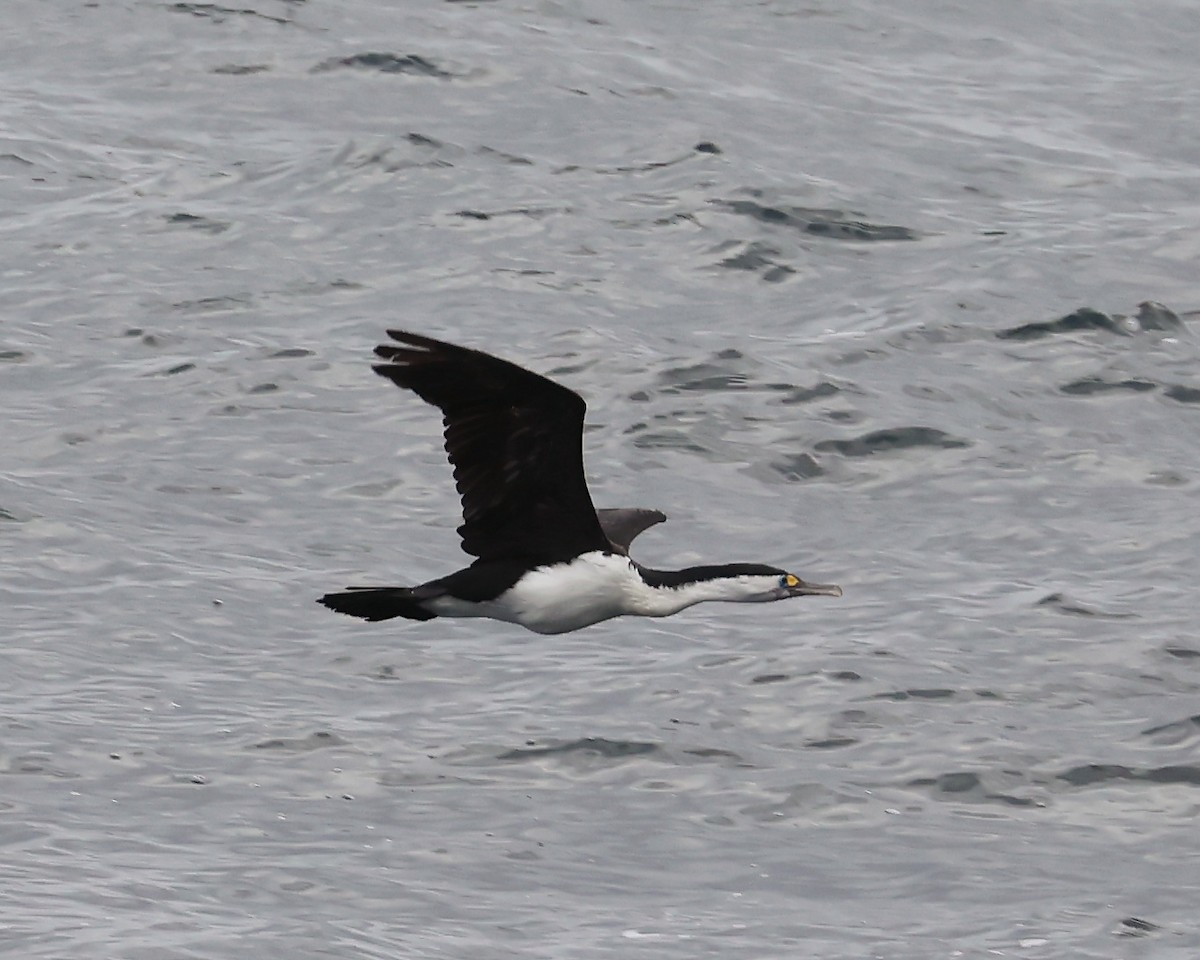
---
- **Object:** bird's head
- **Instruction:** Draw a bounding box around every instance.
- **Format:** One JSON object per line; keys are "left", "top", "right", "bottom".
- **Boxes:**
{"left": 735, "top": 565, "right": 843, "bottom": 603}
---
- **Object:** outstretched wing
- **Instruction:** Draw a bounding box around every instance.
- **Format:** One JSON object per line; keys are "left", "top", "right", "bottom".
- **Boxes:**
{"left": 372, "top": 330, "right": 609, "bottom": 563}
{"left": 596, "top": 508, "right": 666, "bottom": 556}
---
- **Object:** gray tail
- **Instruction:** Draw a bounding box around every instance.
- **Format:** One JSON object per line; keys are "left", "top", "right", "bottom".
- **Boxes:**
{"left": 318, "top": 587, "right": 437, "bottom": 623}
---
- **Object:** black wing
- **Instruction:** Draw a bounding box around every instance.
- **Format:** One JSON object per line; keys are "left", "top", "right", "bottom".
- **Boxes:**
{"left": 372, "top": 330, "right": 609, "bottom": 564}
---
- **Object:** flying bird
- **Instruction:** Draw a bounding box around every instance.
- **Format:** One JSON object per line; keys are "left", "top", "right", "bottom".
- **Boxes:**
{"left": 318, "top": 331, "right": 841, "bottom": 634}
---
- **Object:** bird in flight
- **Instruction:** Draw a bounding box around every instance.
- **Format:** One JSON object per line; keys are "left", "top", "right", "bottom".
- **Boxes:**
{"left": 319, "top": 331, "right": 841, "bottom": 634}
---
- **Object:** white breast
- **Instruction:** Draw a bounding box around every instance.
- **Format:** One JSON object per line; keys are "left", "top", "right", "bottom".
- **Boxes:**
{"left": 501, "top": 551, "right": 651, "bottom": 634}
{"left": 428, "top": 552, "right": 649, "bottom": 634}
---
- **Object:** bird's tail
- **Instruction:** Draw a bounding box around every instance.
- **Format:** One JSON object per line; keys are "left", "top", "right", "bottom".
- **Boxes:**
{"left": 318, "top": 587, "right": 438, "bottom": 622}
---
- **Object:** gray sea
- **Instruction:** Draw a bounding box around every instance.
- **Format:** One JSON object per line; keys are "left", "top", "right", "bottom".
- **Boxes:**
{"left": 3, "top": 1, "right": 1199, "bottom": 957}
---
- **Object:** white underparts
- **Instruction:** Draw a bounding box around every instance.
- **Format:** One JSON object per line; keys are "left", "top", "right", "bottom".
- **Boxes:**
{"left": 426, "top": 552, "right": 786, "bottom": 635}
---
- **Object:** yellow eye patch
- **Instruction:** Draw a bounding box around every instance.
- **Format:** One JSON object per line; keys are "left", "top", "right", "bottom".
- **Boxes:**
{"left": 785, "top": 574, "right": 800, "bottom": 588}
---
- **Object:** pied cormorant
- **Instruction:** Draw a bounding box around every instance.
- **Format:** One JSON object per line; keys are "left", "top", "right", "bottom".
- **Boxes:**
{"left": 318, "top": 330, "right": 841, "bottom": 634}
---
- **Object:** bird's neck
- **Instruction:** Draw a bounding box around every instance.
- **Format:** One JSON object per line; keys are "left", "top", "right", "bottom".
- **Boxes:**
{"left": 630, "top": 565, "right": 762, "bottom": 616}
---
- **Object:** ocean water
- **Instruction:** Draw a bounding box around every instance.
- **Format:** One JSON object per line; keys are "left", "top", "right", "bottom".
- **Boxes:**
{"left": 3, "top": 1, "right": 1199, "bottom": 957}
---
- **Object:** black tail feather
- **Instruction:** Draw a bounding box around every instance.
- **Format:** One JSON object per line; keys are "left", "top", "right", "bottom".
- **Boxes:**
{"left": 318, "top": 587, "right": 438, "bottom": 622}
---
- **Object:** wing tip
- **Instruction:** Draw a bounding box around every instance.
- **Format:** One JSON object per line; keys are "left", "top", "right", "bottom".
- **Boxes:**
{"left": 382, "top": 329, "right": 445, "bottom": 350}
{"left": 374, "top": 331, "right": 443, "bottom": 368}
{"left": 375, "top": 330, "right": 466, "bottom": 365}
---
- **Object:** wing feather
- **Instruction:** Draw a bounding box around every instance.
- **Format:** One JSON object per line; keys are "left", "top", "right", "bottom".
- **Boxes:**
{"left": 372, "top": 330, "right": 609, "bottom": 562}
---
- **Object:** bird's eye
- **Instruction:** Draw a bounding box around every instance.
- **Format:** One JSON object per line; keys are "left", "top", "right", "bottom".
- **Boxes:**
{"left": 778, "top": 575, "right": 789, "bottom": 588}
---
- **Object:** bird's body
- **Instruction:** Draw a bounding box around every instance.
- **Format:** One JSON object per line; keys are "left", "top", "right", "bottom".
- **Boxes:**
{"left": 429, "top": 552, "right": 648, "bottom": 635}
{"left": 319, "top": 331, "right": 840, "bottom": 634}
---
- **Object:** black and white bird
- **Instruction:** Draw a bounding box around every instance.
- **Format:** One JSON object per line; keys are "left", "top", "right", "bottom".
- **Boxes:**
{"left": 318, "top": 331, "right": 841, "bottom": 634}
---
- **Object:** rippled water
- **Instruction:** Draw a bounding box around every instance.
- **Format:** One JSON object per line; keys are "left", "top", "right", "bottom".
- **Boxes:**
{"left": 4, "top": 1, "right": 1199, "bottom": 957}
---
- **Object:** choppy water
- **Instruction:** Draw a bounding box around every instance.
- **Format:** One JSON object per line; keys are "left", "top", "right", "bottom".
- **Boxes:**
{"left": 3, "top": 1, "right": 1199, "bottom": 957}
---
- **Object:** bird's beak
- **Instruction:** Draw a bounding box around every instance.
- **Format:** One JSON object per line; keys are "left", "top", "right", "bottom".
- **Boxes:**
{"left": 790, "top": 578, "right": 842, "bottom": 598}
